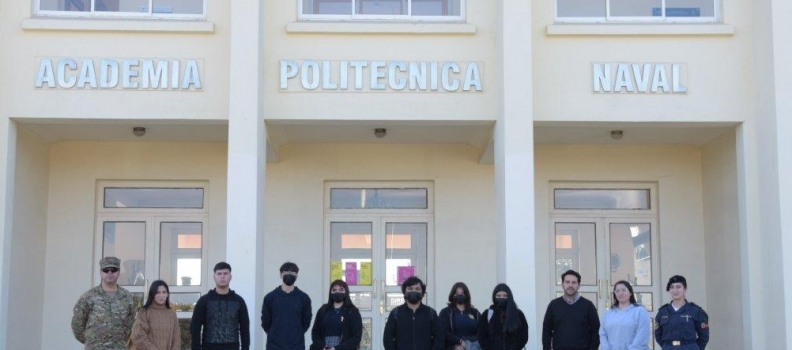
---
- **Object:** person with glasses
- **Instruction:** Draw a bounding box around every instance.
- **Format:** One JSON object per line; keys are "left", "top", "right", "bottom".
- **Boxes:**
{"left": 71, "top": 256, "right": 136, "bottom": 350}
{"left": 131, "top": 280, "right": 181, "bottom": 350}
{"left": 261, "top": 261, "right": 313, "bottom": 350}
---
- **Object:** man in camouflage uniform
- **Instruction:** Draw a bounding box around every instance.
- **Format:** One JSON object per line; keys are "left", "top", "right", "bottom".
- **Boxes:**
{"left": 71, "top": 256, "right": 136, "bottom": 350}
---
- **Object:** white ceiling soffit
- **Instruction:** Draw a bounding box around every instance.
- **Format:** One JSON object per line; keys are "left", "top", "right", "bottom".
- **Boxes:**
{"left": 534, "top": 121, "right": 738, "bottom": 146}
{"left": 17, "top": 119, "right": 228, "bottom": 143}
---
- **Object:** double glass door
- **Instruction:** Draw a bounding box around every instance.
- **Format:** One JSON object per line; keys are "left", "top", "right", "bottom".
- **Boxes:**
{"left": 553, "top": 217, "right": 659, "bottom": 347}
{"left": 326, "top": 216, "right": 432, "bottom": 350}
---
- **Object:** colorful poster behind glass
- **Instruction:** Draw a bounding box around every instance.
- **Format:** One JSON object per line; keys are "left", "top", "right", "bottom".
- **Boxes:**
{"left": 360, "top": 262, "right": 372, "bottom": 285}
{"left": 330, "top": 261, "right": 342, "bottom": 281}
{"left": 345, "top": 262, "right": 358, "bottom": 285}
{"left": 397, "top": 266, "right": 416, "bottom": 285}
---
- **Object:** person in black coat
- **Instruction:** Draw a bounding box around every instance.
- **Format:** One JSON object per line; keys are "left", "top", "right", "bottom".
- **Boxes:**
{"left": 439, "top": 282, "right": 482, "bottom": 350}
{"left": 383, "top": 276, "right": 443, "bottom": 350}
{"left": 310, "top": 279, "right": 363, "bottom": 350}
{"left": 478, "top": 283, "right": 529, "bottom": 350}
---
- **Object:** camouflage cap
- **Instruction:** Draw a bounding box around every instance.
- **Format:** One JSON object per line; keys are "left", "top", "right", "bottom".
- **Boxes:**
{"left": 99, "top": 256, "right": 121, "bottom": 269}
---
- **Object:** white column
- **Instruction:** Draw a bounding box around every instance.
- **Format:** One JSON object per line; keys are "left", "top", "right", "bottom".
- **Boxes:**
{"left": 771, "top": 0, "right": 792, "bottom": 346}
{"left": 0, "top": 118, "right": 17, "bottom": 350}
{"left": 495, "top": 0, "right": 536, "bottom": 349}
{"left": 227, "top": 0, "right": 265, "bottom": 348}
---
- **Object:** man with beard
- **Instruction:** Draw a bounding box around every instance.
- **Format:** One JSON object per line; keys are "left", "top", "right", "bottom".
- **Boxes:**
{"left": 191, "top": 262, "right": 251, "bottom": 350}
{"left": 542, "top": 270, "right": 600, "bottom": 350}
{"left": 383, "top": 276, "right": 443, "bottom": 350}
{"left": 261, "top": 262, "right": 313, "bottom": 350}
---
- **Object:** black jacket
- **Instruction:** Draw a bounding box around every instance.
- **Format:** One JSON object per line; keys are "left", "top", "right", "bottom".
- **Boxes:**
{"left": 190, "top": 289, "right": 251, "bottom": 350}
{"left": 383, "top": 303, "right": 443, "bottom": 350}
{"left": 438, "top": 306, "right": 482, "bottom": 350}
{"left": 310, "top": 304, "right": 363, "bottom": 350}
{"left": 261, "top": 286, "right": 313, "bottom": 350}
{"left": 477, "top": 307, "right": 529, "bottom": 350}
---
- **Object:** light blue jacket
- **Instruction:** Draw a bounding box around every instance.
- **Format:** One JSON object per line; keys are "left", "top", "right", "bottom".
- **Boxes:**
{"left": 599, "top": 304, "right": 651, "bottom": 350}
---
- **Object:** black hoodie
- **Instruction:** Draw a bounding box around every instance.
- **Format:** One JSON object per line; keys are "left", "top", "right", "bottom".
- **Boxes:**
{"left": 261, "top": 286, "right": 313, "bottom": 350}
{"left": 191, "top": 289, "right": 251, "bottom": 350}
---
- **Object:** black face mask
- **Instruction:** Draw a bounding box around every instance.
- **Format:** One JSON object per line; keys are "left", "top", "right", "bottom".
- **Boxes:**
{"left": 495, "top": 297, "right": 508, "bottom": 309}
{"left": 405, "top": 291, "right": 423, "bottom": 304}
{"left": 283, "top": 274, "right": 297, "bottom": 286}
{"left": 331, "top": 292, "right": 345, "bottom": 303}
{"left": 453, "top": 294, "right": 468, "bottom": 305}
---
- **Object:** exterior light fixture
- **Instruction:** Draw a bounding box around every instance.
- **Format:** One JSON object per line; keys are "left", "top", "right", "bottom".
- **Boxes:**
{"left": 374, "top": 128, "right": 387, "bottom": 139}
{"left": 610, "top": 130, "right": 624, "bottom": 140}
{"left": 133, "top": 127, "right": 146, "bottom": 137}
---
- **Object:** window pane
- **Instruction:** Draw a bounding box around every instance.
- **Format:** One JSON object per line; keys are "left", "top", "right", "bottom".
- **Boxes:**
{"left": 610, "top": 0, "right": 661, "bottom": 17}
{"left": 635, "top": 292, "right": 653, "bottom": 311}
{"left": 610, "top": 223, "right": 652, "bottom": 286}
{"left": 357, "top": 0, "right": 406, "bottom": 15}
{"left": 331, "top": 223, "right": 373, "bottom": 286}
{"left": 94, "top": 0, "right": 147, "bottom": 12}
{"left": 555, "top": 222, "right": 597, "bottom": 285}
{"left": 104, "top": 188, "right": 204, "bottom": 209}
{"left": 152, "top": 0, "right": 204, "bottom": 14}
{"left": 350, "top": 292, "right": 373, "bottom": 310}
{"left": 360, "top": 318, "right": 373, "bottom": 350}
{"left": 330, "top": 188, "right": 427, "bottom": 209}
{"left": 385, "top": 223, "right": 427, "bottom": 286}
{"left": 557, "top": 0, "right": 606, "bottom": 17}
{"left": 412, "top": 0, "right": 461, "bottom": 16}
{"left": 160, "top": 222, "right": 203, "bottom": 286}
{"left": 386, "top": 292, "right": 407, "bottom": 311}
{"left": 664, "top": 0, "right": 714, "bottom": 17}
{"left": 40, "top": 0, "right": 90, "bottom": 11}
{"left": 170, "top": 292, "right": 201, "bottom": 312}
{"left": 554, "top": 189, "right": 650, "bottom": 210}
{"left": 103, "top": 222, "right": 146, "bottom": 286}
{"left": 303, "top": 0, "right": 352, "bottom": 14}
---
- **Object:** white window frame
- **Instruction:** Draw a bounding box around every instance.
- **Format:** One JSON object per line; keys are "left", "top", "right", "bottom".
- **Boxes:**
{"left": 298, "top": 0, "right": 465, "bottom": 22}
{"left": 554, "top": 0, "right": 720, "bottom": 23}
{"left": 94, "top": 181, "right": 209, "bottom": 318}
{"left": 35, "top": 0, "right": 207, "bottom": 20}
{"left": 325, "top": 181, "right": 435, "bottom": 215}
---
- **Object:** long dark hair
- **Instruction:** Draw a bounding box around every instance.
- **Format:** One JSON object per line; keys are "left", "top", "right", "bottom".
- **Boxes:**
{"left": 490, "top": 283, "right": 521, "bottom": 333}
{"left": 143, "top": 280, "right": 171, "bottom": 309}
{"left": 326, "top": 279, "right": 357, "bottom": 309}
{"left": 611, "top": 280, "right": 639, "bottom": 308}
{"left": 447, "top": 282, "right": 472, "bottom": 309}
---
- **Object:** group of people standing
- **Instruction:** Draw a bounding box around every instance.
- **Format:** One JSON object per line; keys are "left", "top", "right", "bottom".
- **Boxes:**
{"left": 70, "top": 258, "right": 709, "bottom": 350}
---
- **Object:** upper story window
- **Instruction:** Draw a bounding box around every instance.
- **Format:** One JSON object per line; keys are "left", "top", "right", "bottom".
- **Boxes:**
{"left": 556, "top": 0, "right": 717, "bottom": 23}
{"left": 36, "top": 0, "right": 206, "bottom": 18}
{"left": 300, "top": 0, "right": 463, "bottom": 21}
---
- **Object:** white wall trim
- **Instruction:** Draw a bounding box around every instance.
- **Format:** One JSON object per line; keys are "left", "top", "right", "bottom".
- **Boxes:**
{"left": 22, "top": 18, "right": 215, "bottom": 33}
{"left": 545, "top": 24, "right": 735, "bottom": 36}
{"left": 286, "top": 22, "right": 476, "bottom": 35}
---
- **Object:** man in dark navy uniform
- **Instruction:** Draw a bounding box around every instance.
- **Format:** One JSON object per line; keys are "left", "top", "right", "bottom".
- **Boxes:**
{"left": 654, "top": 275, "right": 709, "bottom": 350}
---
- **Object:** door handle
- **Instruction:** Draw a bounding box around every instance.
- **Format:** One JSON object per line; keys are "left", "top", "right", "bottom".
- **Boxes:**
{"left": 372, "top": 278, "right": 377, "bottom": 299}
{"left": 598, "top": 279, "right": 603, "bottom": 299}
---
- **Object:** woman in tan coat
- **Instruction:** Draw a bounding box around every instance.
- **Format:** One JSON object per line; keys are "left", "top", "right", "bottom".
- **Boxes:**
{"left": 132, "top": 280, "right": 181, "bottom": 350}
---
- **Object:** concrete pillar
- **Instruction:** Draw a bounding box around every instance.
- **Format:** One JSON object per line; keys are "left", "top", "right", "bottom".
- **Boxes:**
{"left": 0, "top": 118, "right": 17, "bottom": 350}
{"left": 495, "top": 0, "right": 536, "bottom": 348}
{"left": 771, "top": 0, "right": 792, "bottom": 345}
{"left": 227, "top": 0, "right": 265, "bottom": 347}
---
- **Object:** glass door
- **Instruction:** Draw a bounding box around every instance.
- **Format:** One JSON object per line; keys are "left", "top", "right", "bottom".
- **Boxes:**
{"left": 327, "top": 216, "right": 431, "bottom": 350}
{"left": 552, "top": 217, "right": 659, "bottom": 348}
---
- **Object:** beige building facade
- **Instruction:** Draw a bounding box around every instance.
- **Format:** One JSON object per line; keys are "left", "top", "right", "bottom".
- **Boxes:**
{"left": 0, "top": 0, "right": 790, "bottom": 349}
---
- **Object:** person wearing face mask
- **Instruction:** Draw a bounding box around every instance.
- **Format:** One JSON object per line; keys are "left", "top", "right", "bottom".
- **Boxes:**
{"left": 261, "top": 262, "right": 313, "bottom": 350}
{"left": 654, "top": 275, "right": 709, "bottom": 350}
{"left": 310, "top": 280, "right": 363, "bottom": 350}
{"left": 477, "top": 283, "right": 528, "bottom": 350}
{"left": 598, "top": 281, "right": 650, "bottom": 350}
{"left": 383, "top": 276, "right": 443, "bottom": 350}
{"left": 439, "top": 282, "right": 482, "bottom": 350}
